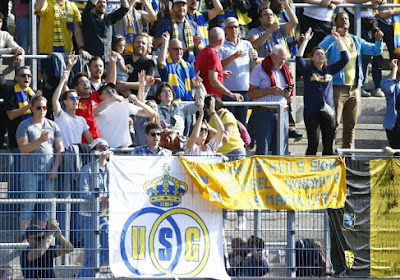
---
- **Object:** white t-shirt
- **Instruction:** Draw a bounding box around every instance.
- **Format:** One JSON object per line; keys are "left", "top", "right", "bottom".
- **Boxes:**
{"left": 95, "top": 99, "right": 140, "bottom": 148}
{"left": 183, "top": 138, "right": 221, "bottom": 156}
{"left": 303, "top": 6, "right": 334, "bottom": 22}
{"left": 54, "top": 110, "right": 89, "bottom": 147}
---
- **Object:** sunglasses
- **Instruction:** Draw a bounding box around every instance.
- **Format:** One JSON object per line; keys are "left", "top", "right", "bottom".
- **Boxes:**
{"left": 200, "top": 127, "right": 208, "bottom": 132}
{"left": 105, "top": 89, "right": 116, "bottom": 95}
{"left": 149, "top": 132, "right": 161, "bottom": 137}
{"left": 19, "top": 73, "right": 32, "bottom": 78}
{"left": 69, "top": 96, "right": 81, "bottom": 101}
{"left": 95, "top": 144, "right": 109, "bottom": 150}
{"left": 35, "top": 106, "right": 47, "bottom": 111}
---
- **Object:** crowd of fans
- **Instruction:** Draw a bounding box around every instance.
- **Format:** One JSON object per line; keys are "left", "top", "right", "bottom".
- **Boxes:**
{"left": 0, "top": 0, "right": 399, "bottom": 277}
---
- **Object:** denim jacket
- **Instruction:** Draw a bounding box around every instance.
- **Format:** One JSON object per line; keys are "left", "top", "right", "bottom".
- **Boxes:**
{"left": 381, "top": 77, "right": 400, "bottom": 130}
{"left": 319, "top": 34, "right": 383, "bottom": 86}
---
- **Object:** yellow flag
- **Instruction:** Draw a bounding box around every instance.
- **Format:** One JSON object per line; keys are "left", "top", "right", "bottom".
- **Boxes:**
{"left": 179, "top": 155, "right": 346, "bottom": 211}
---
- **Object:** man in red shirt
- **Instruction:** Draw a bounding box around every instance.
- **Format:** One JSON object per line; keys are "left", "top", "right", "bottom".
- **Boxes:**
{"left": 195, "top": 27, "right": 243, "bottom": 101}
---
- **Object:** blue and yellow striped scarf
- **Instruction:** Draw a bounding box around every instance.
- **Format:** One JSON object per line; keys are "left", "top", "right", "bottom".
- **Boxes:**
{"left": 53, "top": 0, "right": 74, "bottom": 53}
{"left": 187, "top": 11, "right": 209, "bottom": 46}
{"left": 123, "top": 8, "right": 142, "bottom": 53}
{"left": 15, "top": 84, "right": 35, "bottom": 121}
{"left": 171, "top": 18, "right": 195, "bottom": 63}
{"left": 166, "top": 56, "right": 193, "bottom": 101}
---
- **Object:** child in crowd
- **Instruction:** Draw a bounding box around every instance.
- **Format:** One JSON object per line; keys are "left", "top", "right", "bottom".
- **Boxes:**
{"left": 112, "top": 35, "right": 133, "bottom": 82}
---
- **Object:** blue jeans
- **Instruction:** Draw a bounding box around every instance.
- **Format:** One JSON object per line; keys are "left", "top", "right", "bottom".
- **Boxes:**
{"left": 254, "top": 109, "right": 288, "bottom": 155}
{"left": 78, "top": 215, "right": 109, "bottom": 277}
{"left": 222, "top": 91, "right": 249, "bottom": 125}
{"left": 20, "top": 173, "right": 55, "bottom": 222}
{"left": 304, "top": 112, "right": 335, "bottom": 155}
{"left": 15, "top": 16, "right": 30, "bottom": 54}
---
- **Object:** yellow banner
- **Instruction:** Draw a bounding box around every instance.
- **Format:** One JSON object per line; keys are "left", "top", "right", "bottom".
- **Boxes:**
{"left": 179, "top": 156, "right": 346, "bottom": 210}
{"left": 370, "top": 158, "right": 400, "bottom": 278}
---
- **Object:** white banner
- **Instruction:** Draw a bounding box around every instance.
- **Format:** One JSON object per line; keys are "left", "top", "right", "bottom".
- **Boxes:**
{"left": 109, "top": 155, "right": 229, "bottom": 279}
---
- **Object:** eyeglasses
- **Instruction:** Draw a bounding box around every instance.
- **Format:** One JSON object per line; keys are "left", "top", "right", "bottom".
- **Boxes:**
{"left": 226, "top": 26, "right": 240, "bottom": 29}
{"left": 200, "top": 127, "right": 208, "bottom": 132}
{"left": 69, "top": 96, "right": 81, "bottom": 101}
{"left": 35, "top": 106, "right": 47, "bottom": 111}
{"left": 105, "top": 89, "right": 116, "bottom": 95}
{"left": 171, "top": 47, "right": 183, "bottom": 52}
{"left": 149, "top": 132, "right": 161, "bottom": 137}
{"left": 95, "top": 144, "right": 109, "bottom": 150}
{"left": 78, "top": 80, "right": 90, "bottom": 85}
{"left": 19, "top": 73, "right": 32, "bottom": 78}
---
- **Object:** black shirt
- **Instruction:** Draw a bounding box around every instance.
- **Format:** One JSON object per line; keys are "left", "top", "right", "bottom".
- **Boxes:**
{"left": 125, "top": 56, "right": 156, "bottom": 95}
{"left": 3, "top": 86, "right": 33, "bottom": 149}
{"left": 20, "top": 245, "right": 57, "bottom": 279}
{"left": 82, "top": 1, "right": 128, "bottom": 61}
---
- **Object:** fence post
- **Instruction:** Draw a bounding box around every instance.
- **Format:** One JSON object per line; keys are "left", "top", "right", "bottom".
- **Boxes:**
{"left": 29, "top": 1, "right": 38, "bottom": 90}
{"left": 93, "top": 157, "right": 101, "bottom": 275}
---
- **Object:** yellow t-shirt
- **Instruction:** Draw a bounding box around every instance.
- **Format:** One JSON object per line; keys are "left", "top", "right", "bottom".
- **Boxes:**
{"left": 340, "top": 36, "right": 357, "bottom": 86}
{"left": 208, "top": 108, "right": 244, "bottom": 154}
{"left": 36, "top": 0, "right": 81, "bottom": 54}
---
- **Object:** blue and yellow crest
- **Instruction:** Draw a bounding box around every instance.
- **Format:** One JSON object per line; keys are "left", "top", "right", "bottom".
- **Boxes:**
{"left": 343, "top": 212, "right": 356, "bottom": 229}
{"left": 144, "top": 164, "right": 188, "bottom": 207}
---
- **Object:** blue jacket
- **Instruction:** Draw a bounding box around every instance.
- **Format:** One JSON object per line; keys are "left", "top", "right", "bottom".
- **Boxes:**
{"left": 381, "top": 77, "right": 400, "bottom": 130}
{"left": 318, "top": 34, "right": 383, "bottom": 86}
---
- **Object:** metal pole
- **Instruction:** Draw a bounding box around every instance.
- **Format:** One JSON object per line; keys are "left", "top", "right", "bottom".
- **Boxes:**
{"left": 30, "top": 1, "right": 38, "bottom": 90}
{"left": 94, "top": 157, "right": 101, "bottom": 275}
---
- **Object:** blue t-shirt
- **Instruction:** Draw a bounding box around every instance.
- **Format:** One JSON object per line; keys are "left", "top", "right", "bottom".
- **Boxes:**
{"left": 158, "top": 62, "right": 197, "bottom": 101}
{"left": 156, "top": 18, "right": 200, "bottom": 61}
{"left": 219, "top": 39, "right": 254, "bottom": 91}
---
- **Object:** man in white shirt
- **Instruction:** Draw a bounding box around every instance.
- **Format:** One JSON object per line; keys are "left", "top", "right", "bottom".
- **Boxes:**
{"left": 95, "top": 83, "right": 156, "bottom": 147}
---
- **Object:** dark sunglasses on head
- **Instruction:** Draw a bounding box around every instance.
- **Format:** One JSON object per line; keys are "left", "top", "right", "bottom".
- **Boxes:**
{"left": 19, "top": 73, "right": 32, "bottom": 78}
{"left": 35, "top": 106, "right": 47, "bottom": 111}
{"left": 149, "top": 132, "right": 161, "bottom": 137}
{"left": 69, "top": 96, "right": 81, "bottom": 101}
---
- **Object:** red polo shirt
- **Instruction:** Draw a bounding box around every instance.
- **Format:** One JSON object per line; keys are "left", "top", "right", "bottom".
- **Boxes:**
{"left": 195, "top": 46, "right": 223, "bottom": 98}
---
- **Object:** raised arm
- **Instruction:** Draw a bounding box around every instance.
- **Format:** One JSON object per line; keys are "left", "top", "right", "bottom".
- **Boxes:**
{"left": 296, "top": 28, "right": 312, "bottom": 57}
{"left": 93, "top": 94, "right": 124, "bottom": 117}
{"left": 280, "top": 0, "right": 298, "bottom": 36}
{"left": 208, "top": 0, "right": 223, "bottom": 20}
{"left": 34, "top": 0, "right": 46, "bottom": 13}
{"left": 51, "top": 220, "right": 74, "bottom": 256}
{"left": 186, "top": 101, "right": 204, "bottom": 150}
{"left": 106, "top": 50, "right": 117, "bottom": 84}
{"left": 157, "top": 32, "right": 170, "bottom": 69}
{"left": 130, "top": 94, "right": 157, "bottom": 118}
{"left": 140, "top": 0, "right": 157, "bottom": 23}
{"left": 248, "top": 23, "right": 278, "bottom": 50}
{"left": 52, "top": 71, "right": 70, "bottom": 118}
{"left": 207, "top": 97, "right": 224, "bottom": 146}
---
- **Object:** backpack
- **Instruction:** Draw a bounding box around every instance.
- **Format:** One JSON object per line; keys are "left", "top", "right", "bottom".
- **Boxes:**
{"left": 295, "top": 239, "right": 327, "bottom": 277}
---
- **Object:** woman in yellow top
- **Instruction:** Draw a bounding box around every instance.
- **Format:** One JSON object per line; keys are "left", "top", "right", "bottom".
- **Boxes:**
{"left": 205, "top": 95, "right": 246, "bottom": 160}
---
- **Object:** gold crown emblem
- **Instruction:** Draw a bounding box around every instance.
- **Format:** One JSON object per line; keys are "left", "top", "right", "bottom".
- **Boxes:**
{"left": 144, "top": 163, "right": 188, "bottom": 207}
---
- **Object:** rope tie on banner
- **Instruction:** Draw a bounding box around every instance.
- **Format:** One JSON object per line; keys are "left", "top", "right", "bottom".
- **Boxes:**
{"left": 390, "top": 157, "right": 398, "bottom": 207}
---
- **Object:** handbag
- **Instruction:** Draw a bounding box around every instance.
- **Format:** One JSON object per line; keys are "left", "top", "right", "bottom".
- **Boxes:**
{"left": 320, "top": 100, "right": 335, "bottom": 122}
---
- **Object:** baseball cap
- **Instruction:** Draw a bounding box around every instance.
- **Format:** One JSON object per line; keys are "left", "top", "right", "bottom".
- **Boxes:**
{"left": 25, "top": 224, "right": 42, "bottom": 238}
{"left": 90, "top": 138, "right": 104, "bottom": 150}
{"left": 171, "top": 0, "right": 187, "bottom": 4}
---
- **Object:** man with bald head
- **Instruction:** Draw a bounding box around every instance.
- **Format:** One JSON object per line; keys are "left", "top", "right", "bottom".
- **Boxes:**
{"left": 195, "top": 27, "right": 243, "bottom": 102}
{"left": 248, "top": 44, "right": 293, "bottom": 155}
{"left": 157, "top": 32, "right": 201, "bottom": 101}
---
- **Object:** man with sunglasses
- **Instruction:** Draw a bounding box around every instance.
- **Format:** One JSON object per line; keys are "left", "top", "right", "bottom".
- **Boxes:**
{"left": 52, "top": 55, "right": 93, "bottom": 148}
{"left": 20, "top": 221, "right": 73, "bottom": 279}
{"left": 219, "top": 17, "right": 259, "bottom": 125}
{"left": 94, "top": 82, "right": 156, "bottom": 148}
{"left": 16, "top": 95, "right": 64, "bottom": 232}
{"left": 78, "top": 137, "right": 111, "bottom": 277}
{"left": 131, "top": 122, "right": 172, "bottom": 155}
